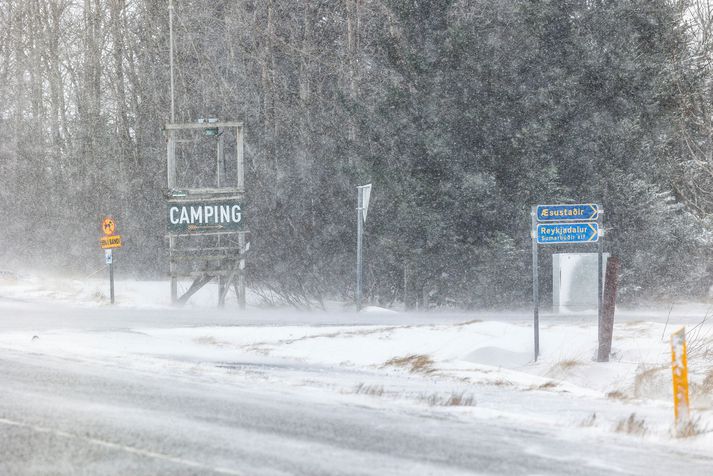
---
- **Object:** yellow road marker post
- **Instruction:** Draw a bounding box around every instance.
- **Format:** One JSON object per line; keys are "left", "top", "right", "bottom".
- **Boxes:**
{"left": 670, "top": 327, "right": 690, "bottom": 435}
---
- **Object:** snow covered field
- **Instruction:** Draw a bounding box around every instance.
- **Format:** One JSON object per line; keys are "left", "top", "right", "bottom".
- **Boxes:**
{"left": 0, "top": 271, "right": 712, "bottom": 473}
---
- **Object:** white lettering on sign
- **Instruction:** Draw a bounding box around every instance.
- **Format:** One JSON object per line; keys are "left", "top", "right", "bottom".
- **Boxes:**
{"left": 190, "top": 207, "right": 201, "bottom": 223}
{"left": 168, "top": 204, "right": 242, "bottom": 228}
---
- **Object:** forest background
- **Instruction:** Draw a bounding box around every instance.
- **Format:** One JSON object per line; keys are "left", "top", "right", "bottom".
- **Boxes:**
{"left": 2, "top": 0, "right": 713, "bottom": 309}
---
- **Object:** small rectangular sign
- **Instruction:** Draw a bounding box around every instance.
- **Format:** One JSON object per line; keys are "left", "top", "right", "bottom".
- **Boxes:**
{"left": 100, "top": 235, "right": 122, "bottom": 249}
{"left": 105, "top": 249, "right": 113, "bottom": 264}
{"left": 537, "top": 223, "right": 599, "bottom": 244}
{"left": 536, "top": 204, "right": 599, "bottom": 222}
{"left": 167, "top": 200, "right": 243, "bottom": 234}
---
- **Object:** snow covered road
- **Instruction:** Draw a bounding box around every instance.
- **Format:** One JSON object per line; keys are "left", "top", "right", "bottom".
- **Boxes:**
{"left": 0, "top": 349, "right": 711, "bottom": 476}
{"left": 0, "top": 283, "right": 712, "bottom": 474}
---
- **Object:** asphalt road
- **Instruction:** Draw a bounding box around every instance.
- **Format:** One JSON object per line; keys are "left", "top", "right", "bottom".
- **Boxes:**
{"left": 0, "top": 350, "right": 711, "bottom": 476}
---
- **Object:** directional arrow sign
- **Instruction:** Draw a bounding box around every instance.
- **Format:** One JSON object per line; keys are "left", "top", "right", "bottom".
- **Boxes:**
{"left": 537, "top": 222, "right": 599, "bottom": 244}
{"left": 187, "top": 224, "right": 225, "bottom": 231}
{"left": 536, "top": 204, "right": 599, "bottom": 222}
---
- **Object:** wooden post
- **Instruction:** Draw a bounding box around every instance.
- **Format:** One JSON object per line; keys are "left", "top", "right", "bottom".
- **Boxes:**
{"left": 218, "top": 275, "right": 226, "bottom": 307}
{"left": 237, "top": 232, "right": 246, "bottom": 310}
{"left": 167, "top": 129, "right": 176, "bottom": 189}
{"left": 217, "top": 130, "right": 224, "bottom": 188}
{"left": 177, "top": 275, "right": 214, "bottom": 306}
{"left": 597, "top": 256, "right": 621, "bottom": 362}
{"left": 237, "top": 125, "right": 244, "bottom": 191}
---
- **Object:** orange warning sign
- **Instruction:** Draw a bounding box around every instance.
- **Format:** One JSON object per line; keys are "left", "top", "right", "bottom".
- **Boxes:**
{"left": 100, "top": 235, "right": 122, "bottom": 249}
{"left": 102, "top": 217, "right": 116, "bottom": 236}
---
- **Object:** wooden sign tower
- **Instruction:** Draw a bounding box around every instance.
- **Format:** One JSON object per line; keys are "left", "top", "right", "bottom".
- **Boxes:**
{"left": 164, "top": 120, "right": 247, "bottom": 308}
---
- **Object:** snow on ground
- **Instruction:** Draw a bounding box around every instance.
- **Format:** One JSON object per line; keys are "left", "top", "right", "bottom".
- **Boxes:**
{"left": 0, "top": 271, "right": 712, "bottom": 453}
{"left": 0, "top": 270, "right": 246, "bottom": 308}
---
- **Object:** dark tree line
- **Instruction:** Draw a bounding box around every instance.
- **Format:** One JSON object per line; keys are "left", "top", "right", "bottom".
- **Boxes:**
{"left": 1, "top": 0, "right": 712, "bottom": 308}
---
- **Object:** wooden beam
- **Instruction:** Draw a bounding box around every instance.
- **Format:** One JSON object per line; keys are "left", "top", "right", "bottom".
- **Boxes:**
{"left": 177, "top": 274, "right": 214, "bottom": 305}
{"left": 165, "top": 122, "right": 243, "bottom": 130}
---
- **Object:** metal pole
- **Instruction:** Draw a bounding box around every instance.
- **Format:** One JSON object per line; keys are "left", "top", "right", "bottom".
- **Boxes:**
{"left": 109, "top": 261, "right": 115, "bottom": 305}
{"left": 217, "top": 130, "right": 223, "bottom": 188}
{"left": 167, "top": 0, "right": 176, "bottom": 302}
{"left": 169, "top": 0, "right": 175, "bottom": 123}
{"left": 597, "top": 210, "right": 604, "bottom": 359}
{"left": 169, "top": 235, "right": 177, "bottom": 304}
{"left": 531, "top": 206, "right": 539, "bottom": 361}
{"left": 356, "top": 188, "right": 363, "bottom": 312}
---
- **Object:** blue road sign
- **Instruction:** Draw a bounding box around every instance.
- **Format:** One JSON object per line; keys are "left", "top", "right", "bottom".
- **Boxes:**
{"left": 536, "top": 204, "right": 599, "bottom": 222}
{"left": 537, "top": 222, "right": 599, "bottom": 244}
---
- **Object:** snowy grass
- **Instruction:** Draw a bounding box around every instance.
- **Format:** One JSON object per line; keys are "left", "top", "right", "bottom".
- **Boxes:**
{"left": 615, "top": 413, "right": 647, "bottom": 436}
{"left": 383, "top": 354, "right": 435, "bottom": 374}
{"left": 419, "top": 392, "right": 476, "bottom": 407}
{"left": 674, "top": 417, "right": 710, "bottom": 439}
{"left": 353, "top": 383, "right": 385, "bottom": 397}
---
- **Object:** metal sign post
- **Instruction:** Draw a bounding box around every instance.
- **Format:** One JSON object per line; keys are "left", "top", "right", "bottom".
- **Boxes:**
{"left": 107, "top": 250, "right": 115, "bottom": 304}
{"left": 356, "top": 184, "right": 372, "bottom": 312}
{"left": 531, "top": 203, "right": 602, "bottom": 362}
{"left": 100, "top": 216, "right": 121, "bottom": 305}
{"left": 531, "top": 207, "right": 539, "bottom": 361}
{"left": 597, "top": 213, "right": 604, "bottom": 361}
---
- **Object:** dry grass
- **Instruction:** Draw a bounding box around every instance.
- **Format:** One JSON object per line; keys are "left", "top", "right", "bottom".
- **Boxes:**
{"left": 452, "top": 319, "right": 483, "bottom": 327}
{"left": 256, "top": 326, "right": 407, "bottom": 347}
{"left": 546, "top": 359, "right": 581, "bottom": 378}
{"left": 615, "top": 413, "right": 647, "bottom": 436}
{"left": 420, "top": 391, "right": 476, "bottom": 407}
{"left": 354, "top": 383, "right": 384, "bottom": 397}
{"left": 702, "top": 370, "right": 713, "bottom": 394}
{"left": 675, "top": 417, "right": 709, "bottom": 438}
{"left": 0, "top": 271, "right": 18, "bottom": 285}
{"left": 633, "top": 365, "right": 666, "bottom": 398}
{"left": 92, "top": 291, "right": 108, "bottom": 303}
{"left": 606, "top": 390, "right": 628, "bottom": 400}
{"left": 242, "top": 344, "right": 271, "bottom": 356}
{"left": 384, "top": 354, "right": 435, "bottom": 374}
{"left": 444, "top": 392, "right": 475, "bottom": 406}
{"left": 557, "top": 359, "right": 580, "bottom": 370}
{"left": 194, "top": 336, "right": 231, "bottom": 347}
{"left": 580, "top": 413, "right": 597, "bottom": 427}
{"left": 536, "top": 381, "right": 559, "bottom": 390}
